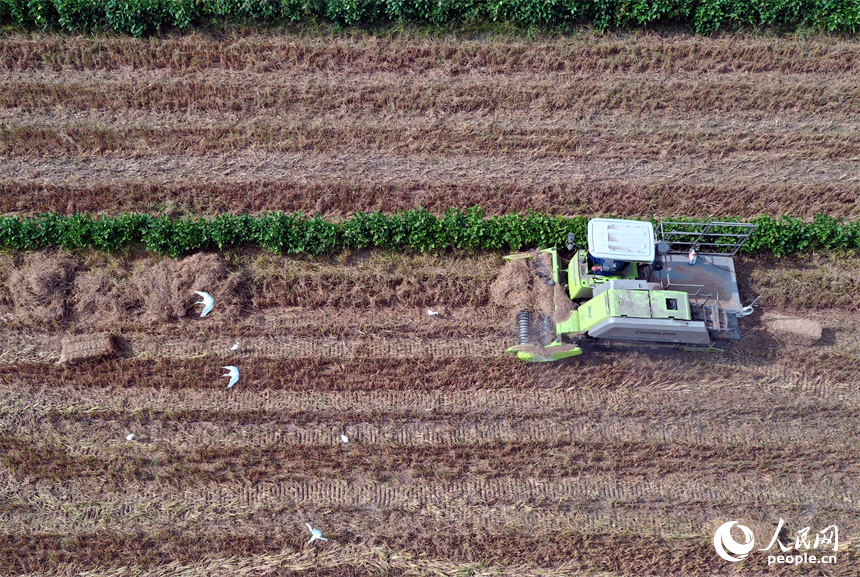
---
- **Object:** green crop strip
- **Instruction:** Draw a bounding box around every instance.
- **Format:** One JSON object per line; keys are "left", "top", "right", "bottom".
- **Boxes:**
{"left": 1, "top": 0, "right": 859, "bottom": 36}
{"left": 0, "top": 210, "right": 857, "bottom": 258}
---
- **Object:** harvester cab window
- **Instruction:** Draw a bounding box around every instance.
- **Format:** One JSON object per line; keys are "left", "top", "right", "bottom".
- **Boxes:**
{"left": 588, "top": 255, "right": 628, "bottom": 277}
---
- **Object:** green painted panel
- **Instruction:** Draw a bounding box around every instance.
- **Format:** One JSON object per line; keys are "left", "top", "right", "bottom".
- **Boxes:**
{"left": 506, "top": 344, "right": 583, "bottom": 362}
{"left": 556, "top": 313, "right": 580, "bottom": 335}
{"left": 606, "top": 289, "right": 652, "bottom": 318}
{"left": 541, "top": 247, "right": 562, "bottom": 284}
{"left": 567, "top": 250, "right": 593, "bottom": 300}
{"left": 578, "top": 292, "right": 611, "bottom": 332}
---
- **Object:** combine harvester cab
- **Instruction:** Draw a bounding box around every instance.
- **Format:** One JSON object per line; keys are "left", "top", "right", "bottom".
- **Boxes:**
{"left": 506, "top": 218, "right": 757, "bottom": 362}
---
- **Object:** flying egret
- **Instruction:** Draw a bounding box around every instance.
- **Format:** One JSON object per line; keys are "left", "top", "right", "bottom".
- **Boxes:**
{"left": 222, "top": 366, "right": 239, "bottom": 388}
{"left": 306, "top": 523, "right": 327, "bottom": 544}
{"left": 340, "top": 434, "right": 349, "bottom": 444}
{"left": 194, "top": 291, "right": 214, "bottom": 317}
{"left": 427, "top": 309, "right": 439, "bottom": 316}
{"left": 125, "top": 433, "right": 135, "bottom": 441}
{"left": 231, "top": 341, "right": 240, "bottom": 351}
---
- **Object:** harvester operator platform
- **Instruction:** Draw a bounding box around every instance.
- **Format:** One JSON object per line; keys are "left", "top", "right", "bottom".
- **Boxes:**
{"left": 588, "top": 255, "right": 628, "bottom": 276}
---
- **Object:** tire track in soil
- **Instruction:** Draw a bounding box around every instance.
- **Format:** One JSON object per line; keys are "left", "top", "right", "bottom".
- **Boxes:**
{"left": 1, "top": 513, "right": 856, "bottom": 576}
{"left": 3, "top": 475, "right": 857, "bottom": 547}
{"left": 4, "top": 400, "right": 860, "bottom": 450}
{"left": 137, "top": 336, "right": 503, "bottom": 360}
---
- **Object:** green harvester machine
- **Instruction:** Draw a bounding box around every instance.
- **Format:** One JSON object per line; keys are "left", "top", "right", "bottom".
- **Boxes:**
{"left": 506, "top": 218, "right": 759, "bottom": 362}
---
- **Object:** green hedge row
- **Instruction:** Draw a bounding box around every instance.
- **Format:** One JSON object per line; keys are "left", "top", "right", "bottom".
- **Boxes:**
{"left": 0, "top": 209, "right": 585, "bottom": 258}
{"left": 0, "top": 210, "right": 858, "bottom": 258}
{"left": 1, "top": 0, "right": 858, "bottom": 35}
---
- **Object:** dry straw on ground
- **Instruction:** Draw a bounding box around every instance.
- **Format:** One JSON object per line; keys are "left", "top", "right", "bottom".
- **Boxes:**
{"left": 490, "top": 250, "right": 556, "bottom": 321}
{"left": 760, "top": 311, "right": 823, "bottom": 344}
{"left": 58, "top": 332, "right": 128, "bottom": 364}
{"left": 3, "top": 180, "right": 859, "bottom": 219}
{"left": 8, "top": 251, "right": 77, "bottom": 323}
{"left": 3, "top": 35, "right": 860, "bottom": 220}
{"left": 2, "top": 33, "right": 859, "bottom": 74}
{"left": 130, "top": 253, "right": 243, "bottom": 322}
{"left": 72, "top": 271, "right": 125, "bottom": 326}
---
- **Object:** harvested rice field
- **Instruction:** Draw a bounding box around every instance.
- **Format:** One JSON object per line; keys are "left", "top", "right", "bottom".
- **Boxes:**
{"left": 0, "top": 30, "right": 859, "bottom": 576}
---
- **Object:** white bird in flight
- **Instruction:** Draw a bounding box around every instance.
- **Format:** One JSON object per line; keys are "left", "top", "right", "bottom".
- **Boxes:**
{"left": 125, "top": 433, "right": 135, "bottom": 441}
{"left": 194, "top": 291, "right": 214, "bottom": 317}
{"left": 231, "top": 341, "right": 240, "bottom": 351}
{"left": 427, "top": 309, "right": 439, "bottom": 316}
{"left": 306, "top": 523, "right": 327, "bottom": 544}
{"left": 222, "top": 366, "right": 240, "bottom": 388}
{"left": 340, "top": 434, "right": 349, "bottom": 444}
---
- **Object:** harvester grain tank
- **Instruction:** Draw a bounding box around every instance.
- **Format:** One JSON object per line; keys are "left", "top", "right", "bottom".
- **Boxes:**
{"left": 506, "top": 218, "right": 758, "bottom": 362}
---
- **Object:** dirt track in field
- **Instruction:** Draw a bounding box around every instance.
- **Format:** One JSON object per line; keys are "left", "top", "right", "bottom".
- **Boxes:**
{"left": 2, "top": 30, "right": 860, "bottom": 576}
